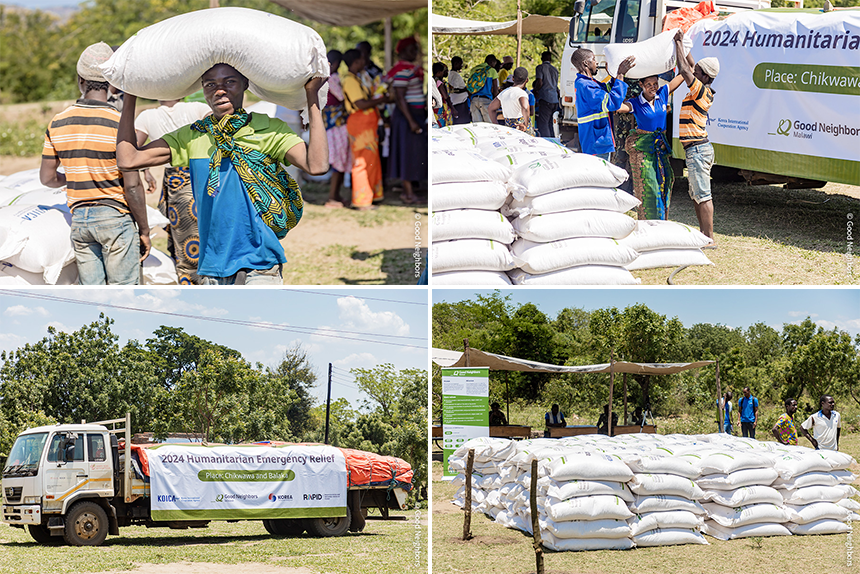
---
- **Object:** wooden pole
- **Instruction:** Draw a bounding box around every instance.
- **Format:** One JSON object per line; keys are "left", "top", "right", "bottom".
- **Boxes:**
{"left": 715, "top": 360, "right": 723, "bottom": 433}
{"left": 516, "top": 0, "right": 523, "bottom": 68}
{"left": 623, "top": 373, "right": 628, "bottom": 427}
{"left": 384, "top": 19, "right": 393, "bottom": 71}
{"left": 505, "top": 371, "right": 510, "bottom": 424}
{"left": 608, "top": 353, "right": 615, "bottom": 437}
{"left": 463, "top": 449, "right": 475, "bottom": 540}
{"left": 530, "top": 458, "right": 544, "bottom": 574}
{"left": 464, "top": 339, "right": 470, "bottom": 368}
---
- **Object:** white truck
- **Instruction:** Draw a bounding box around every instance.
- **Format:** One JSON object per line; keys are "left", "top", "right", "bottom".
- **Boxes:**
{"left": 1, "top": 415, "right": 412, "bottom": 545}
{"left": 559, "top": 0, "right": 860, "bottom": 186}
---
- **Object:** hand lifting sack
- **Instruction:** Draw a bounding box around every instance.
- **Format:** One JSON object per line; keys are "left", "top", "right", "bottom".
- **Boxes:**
{"left": 604, "top": 29, "right": 693, "bottom": 78}
{"left": 432, "top": 181, "right": 509, "bottom": 211}
{"left": 545, "top": 494, "right": 635, "bottom": 522}
{"left": 701, "top": 485, "right": 784, "bottom": 507}
{"left": 511, "top": 237, "right": 639, "bottom": 274}
{"left": 619, "top": 220, "right": 713, "bottom": 251}
{"left": 432, "top": 210, "right": 516, "bottom": 243}
{"left": 512, "top": 210, "right": 637, "bottom": 242}
{"left": 542, "top": 479, "right": 635, "bottom": 503}
{"left": 629, "top": 510, "right": 704, "bottom": 536}
{"left": 695, "top": 467, "right": 779, "bottom": 490}
{"left": 541, "top": 531, "right": 635, "bottom": 552}
{"left": 507, "top": 154, "right": 629, "bottom": 200}
{"left": 432, "top": 269, "right": 512, "bottom": 285}
{"left": 504, "top": 187, "right": 641, "bottom": 219}
{"left": 703, "top": 502, "right": 791, "bottom": 528}
{"left": 0, "top": 205, "right": 74, "bottom": 285}
{"left": 625, "top": 248, "right": 713, "bottom": 271}
{"left": 539, "top": 517, "right": 632, "bottom": 539}
{"left": 0, "top": 260, "right": 78, "bottom": 286}
{"left": 629, "top": 473, "right": 705, "bottom": 499}
{"left": 702, "top": 520, "right": 791, "bottom": 540}
{"left": 432, "top": 150, "right": 514, "bottom": 184}
{"left": 633, "top": 528, "right": 709, "bottom": 547}
{"left": 541, "top": 452, "right": 635, "bottom": 482}
{"left": 787, "top": 518, "right": 851, "bottom": 535}
{"left": 100, "top": 8, "right": 328, "bottom": 109}
{"left": 508, "top": 265, "right": 640, "bottom": 286}
{"left": 623, "top": 454, "right": 701, "bottom": 479}
{"left": 432, "top": 239, "right": 515, "bottom": 273}
{"left": 786, "top": 501, "right": 852, "bottom": 524}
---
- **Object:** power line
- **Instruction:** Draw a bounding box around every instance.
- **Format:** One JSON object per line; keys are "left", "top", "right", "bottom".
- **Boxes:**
{"left": 0, "top": 290, "right": 426, "bottom": 349}
{"left": 285, "top": 289, "right": 426, "bottom": 306}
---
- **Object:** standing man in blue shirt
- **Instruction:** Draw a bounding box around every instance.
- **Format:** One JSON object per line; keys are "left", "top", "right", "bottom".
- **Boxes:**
{"left": 738, "top": 387, "right": 759, "bottom": 439}
{"left": 468, "top": 55, "right": 500, "bottom": 123}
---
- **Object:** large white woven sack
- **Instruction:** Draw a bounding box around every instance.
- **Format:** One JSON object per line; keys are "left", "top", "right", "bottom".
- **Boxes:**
{"left": 604, "top": 29, "right": 693, "bottom": 78}
{"left": 787, "top": 518, "right": 851, "bottom": 535}
{"left": 633, "top": 528, "right": 709, "bottom": 547}
{"left": 511, "top": 237, "right": 638, "bottom": 274}
{"left": 540, "top": 517, "right": 631, "bottom": 539}
{"left": 505, "top": 187, "right": 640, "bottom": 219}
{"left": 703, "top": 502, "right": 791, "bottom": 528}
{"left": 481, "top": 140, "right": 570, "bottom": 159}
{"left": 432, "top": 209, "right": 516, "bottom": 243}
{"left": 432, "top": 269, "right": 512, "bottom": 285}
{"left": 8, "top": 187, "right": 69, "bottom": 210}
{"left": 0, "top": 205, "right": 74, "bottom": 284}
{"left": 508, "top": 154, "right": 629, "bottom": 199}
{"left": 626, "top": 248, "right": 713, "bottom": 271}
{"left": 512, "top": 210, "right": 636, "bottom": 242}
{"left": 695, "top": 451, "right": 771, "bottom": 475}
{"left": 101, "top": 8, "right": 328, "bottom": 109}
{"left": 818, "top": 450, "right": 856, "bottom": 470}
{"left": 0, "top": 168, "right": 48, "bottom": 193}
{"left": 629, "top": 510, "right": 704, "bottom": 536}
{"left": 629, "top": 474, "right": 704, "bottom": 499}
{"left": 620, "top": 220, "right": 713, "bottom": 251}
{"left": 543, "top": 479, "right": 634, "bottom": 503}
{"left": 431, "top": 134, "right": 475, "bottom": 153}
{"left": 141, "top": 248, "right": 178, "bottom": 285}
{"left": 545, "top": 494, "right": 634, "bottom": 522}
{"left": 432, "top": 150, "right": 513, "bottom": 184}
{"left": 772, "top": 452, "right": 833, "bottom": 479}
{"left": 781, "top": 484, "right": 850, "bottom": 505}
{"left": 702, "top": 520, "right": 791, "bottom": 540}
{"left": 508, "top": 265, "right": 640, "bottom": 285}
{"left": 432, "top": 181, "right": 509, "bottom": 211}
{"left": 432, "top": 239, "right": 515, "bottom": 273}
{"left": 629, "top": 495, "right": 707, "bottom": 515}
{"left": 494, "top": 148, "right": 574, "bottom": 167}
{"left": 452, "top": 437, "right": 517, "bottom": 462}
{"left": 541, "top": 532, "right": 635, "bottom": 552}
{"left": 542, "top": 452, "right": 634, "bottom": 482}
{"left": 695, "top": 467, "right": 778, "bottom": 490}
{"left": 701, "top": 485, "right": 784, "bottom": 507}
{"left": 772, "top": 471, "right": 843, "bottom": 491}
{"left": 787, "top": 501, "right": 852, "bottom": 524}
{"left": 0, "top": 260, "right": 77, "bottom": 285}
{"left": 837, "top": 498, "right": 860, "bottom": 511}
{"left": 624, "top": 455, "right": 700, "bottom": 479}
{"left": 452, "top": 122, "right": 523, "bottom": 137}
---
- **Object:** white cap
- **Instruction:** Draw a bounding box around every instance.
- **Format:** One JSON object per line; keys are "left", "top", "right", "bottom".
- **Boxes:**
{"left": 698, "top": 57, "right": 720, "bottom": 79}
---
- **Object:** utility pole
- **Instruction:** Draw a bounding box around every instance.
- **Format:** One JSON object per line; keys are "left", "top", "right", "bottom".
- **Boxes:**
{"left": 324, "top": 363, "right": 332, "bottom": 444}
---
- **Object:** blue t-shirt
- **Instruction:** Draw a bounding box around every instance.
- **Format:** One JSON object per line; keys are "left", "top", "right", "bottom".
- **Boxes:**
{"left": 162, "top": 113, "right": 303, "bottom": 278}
{"left": 527, "top": 90, "right": 536, "bottom": 107}
{"left": 629, "top": 84, "right": 669, "bottom": 133}
{"left": 738, "top": 396, "right": 759, "bottom": 423}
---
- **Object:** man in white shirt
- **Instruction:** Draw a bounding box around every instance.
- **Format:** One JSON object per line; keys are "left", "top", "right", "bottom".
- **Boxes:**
{"left": 800, "top": 395, "right": 841, "bottom": 451}
{"left": 448, "top": 56, "right": 470, "bottom": 125}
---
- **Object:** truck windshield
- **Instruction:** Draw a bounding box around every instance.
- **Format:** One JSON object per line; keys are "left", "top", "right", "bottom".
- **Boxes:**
{"left": 3, "top": 432, "right": 48, "bottom": 477}
{"left": 615, "top": 0, "right": 641, "bottom": 44}
{"left": 575, "top": 0, "right": 615, "bottom": 44}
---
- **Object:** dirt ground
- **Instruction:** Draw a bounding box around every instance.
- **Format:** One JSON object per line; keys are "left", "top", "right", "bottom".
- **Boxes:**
{"left": 83, "top": 564, "right": 325, "bottom": 574}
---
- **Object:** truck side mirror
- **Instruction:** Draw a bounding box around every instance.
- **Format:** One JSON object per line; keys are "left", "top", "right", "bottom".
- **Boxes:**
{"left": 574, "top": 0, "right": 585, "bottom": 15}
{"left": 62, "top": 438, "right": 75, "bottom": 463}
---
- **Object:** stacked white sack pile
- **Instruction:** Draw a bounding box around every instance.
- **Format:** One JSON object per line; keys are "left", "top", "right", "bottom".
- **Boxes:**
{"left": 621, "top": 220, "right": 714, "bottom": 272}
{"left": 449, "top": 433, "right": 858, "bottom": 551}
{"left": 0, "top": 168, "right": 176, "bottom": 285}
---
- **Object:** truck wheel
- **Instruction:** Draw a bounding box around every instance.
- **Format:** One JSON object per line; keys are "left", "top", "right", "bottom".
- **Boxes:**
{"left": 306, "top": 506, "right": 351, "bottom": 537}
{"left": 272, "top": 519, "right": 306, "bottom": 536}
{"left": 28, "top": 524, "right": 62, "bottom": 545}
{"left": 262, "top": 519, "right": 278, "bottom": 535}
{"left": 64, "top": 501, "right": 109, "bottom": 546}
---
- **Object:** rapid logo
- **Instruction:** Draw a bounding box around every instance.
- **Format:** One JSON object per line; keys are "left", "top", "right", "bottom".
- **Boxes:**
{"left": 303, "top": 493, "right": 323, "bottom": 501}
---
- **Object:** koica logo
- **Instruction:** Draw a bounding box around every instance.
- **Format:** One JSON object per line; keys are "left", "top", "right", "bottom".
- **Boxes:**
{"left": 303, "top": 493, "right": 323, "bottom": 501}
{"left": 157, "top": 494, "right": 178, "bottom": 503}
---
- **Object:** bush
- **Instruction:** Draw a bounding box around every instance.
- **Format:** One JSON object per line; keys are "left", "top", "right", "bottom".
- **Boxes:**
{"left": 0, "top": 118, "right": 45, "bottom": 157}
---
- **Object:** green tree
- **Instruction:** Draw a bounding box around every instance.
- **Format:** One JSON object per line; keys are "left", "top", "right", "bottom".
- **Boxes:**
{"left": 260, "top": 345, "right": 317, "bottom": 439}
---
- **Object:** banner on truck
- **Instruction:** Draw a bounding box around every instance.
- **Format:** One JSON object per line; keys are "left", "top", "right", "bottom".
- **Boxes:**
{"left": 442, "top": 367, "right": 489, "bottom": 479}
{"left": 149, "top": 444, "right": 347, "bottom": 520}
{"left": 673, "top": 11, "right": 860, "bottom": 185}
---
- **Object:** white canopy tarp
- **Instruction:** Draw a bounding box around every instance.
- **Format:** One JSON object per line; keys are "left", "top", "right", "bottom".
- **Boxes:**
{"left": 433, "top": 347, "right": 714, "bottom": 375}
{"left": 270, "top": 0, "right": 427, "bottom": 27}
{"left": 431, "top": 13, "right": 572, "bottom": 35}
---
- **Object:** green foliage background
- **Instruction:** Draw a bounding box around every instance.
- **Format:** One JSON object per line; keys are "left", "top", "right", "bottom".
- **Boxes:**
{"left": 0, "top": 0, "right": 428, "bottom": 104}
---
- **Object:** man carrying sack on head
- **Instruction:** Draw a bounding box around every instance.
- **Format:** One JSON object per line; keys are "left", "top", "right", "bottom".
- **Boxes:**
{"left": 117, "top": 64, "right": 328, "bottom": 285}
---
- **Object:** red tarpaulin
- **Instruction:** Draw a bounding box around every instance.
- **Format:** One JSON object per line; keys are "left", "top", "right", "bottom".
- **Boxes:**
{"left": 663, "top": 1, "right": 717, "bottom": 33}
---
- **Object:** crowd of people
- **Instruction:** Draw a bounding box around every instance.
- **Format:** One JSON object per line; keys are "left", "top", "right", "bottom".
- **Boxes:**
{"left": 434, "top": 31, "right": 719, "bottom": 241}
{"left": 38, "top": 35, "right": 427, "bottom": 286}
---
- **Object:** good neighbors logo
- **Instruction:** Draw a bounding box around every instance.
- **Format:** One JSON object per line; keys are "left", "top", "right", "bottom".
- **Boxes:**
{"left": 768, "top": 118, "right": 860, "bottom": 140}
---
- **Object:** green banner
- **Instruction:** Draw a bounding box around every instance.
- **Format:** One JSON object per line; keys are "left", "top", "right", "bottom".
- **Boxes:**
{"left": 442, "top": 395, "right": 490, "bottom": 426}
{"left": 441, "top": 368, "right": 490, "bottom": 478}
{"left": 753, "top": 63, "right": 860, "bottom": 96}
{"left": 152, "top": 506, "right": 347, "bottom": 521}
{"left": 198, "top": 469, "right": 296, "bottom": 482}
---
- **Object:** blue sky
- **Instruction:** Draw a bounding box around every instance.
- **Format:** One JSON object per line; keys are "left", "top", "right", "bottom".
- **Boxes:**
{"left": 0, "top": 288, "right": 429, "bottom": 408}
{"left": 432, "top": 288, "right": 860, "bottom": 338}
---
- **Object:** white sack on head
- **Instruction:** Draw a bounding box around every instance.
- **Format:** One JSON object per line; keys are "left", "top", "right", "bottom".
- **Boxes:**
{"left": 100, "top": 8, "right": 328, "bottom": 109}
{"left": 604, "top": 29, "right": 693, "bottom": 78}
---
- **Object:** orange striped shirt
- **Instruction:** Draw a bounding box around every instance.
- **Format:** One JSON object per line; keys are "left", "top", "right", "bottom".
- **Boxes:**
{"left": 43, "top": 99, "right": 128, "bottom": 212}
{"left": 679, "top": 78, "right": 714, "bottom": 148}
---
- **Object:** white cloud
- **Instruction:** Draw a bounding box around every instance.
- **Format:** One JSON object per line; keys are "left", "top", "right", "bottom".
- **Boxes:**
{"left": 56, "top": 288, "right": 230, "bottom": 318}
{"left": 4, "top": 305, "right": 49, "bottom": 317}
{"left": 815, "top": 318, "right": 860, "bottom": 333}
{"left": 334, "top": 353, "right": 378, "bottom": 367}
{"left": 336, "top": 296, "right": 410, "bottom": 336}
{"left": 787, "top": 311, "right": 818, "bottom": 318}
{"left": 44, "top": 321, "right": 72, "bottom": 333}
{"left": 247, "top": 316, "right": 290, "bottom": 332}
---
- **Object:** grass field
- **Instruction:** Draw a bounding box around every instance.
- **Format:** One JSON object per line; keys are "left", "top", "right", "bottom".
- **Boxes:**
{"left": 0, "top": 511, "right": 426, "bottom": 574}
{"left": 431, "top": 432, "right": 860, "bottom": 574}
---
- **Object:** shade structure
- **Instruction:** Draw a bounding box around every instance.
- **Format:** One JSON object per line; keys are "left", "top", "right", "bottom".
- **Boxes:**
{"left": 431, "top": 13, "right": 571, "bottom": 35}
{"left": 269, "top": 0, "right": 427, "bottom": 26}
